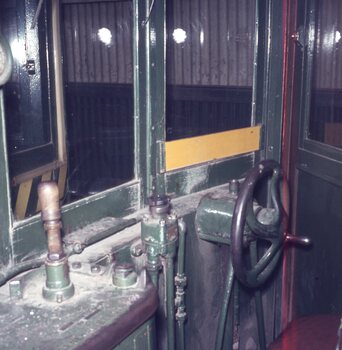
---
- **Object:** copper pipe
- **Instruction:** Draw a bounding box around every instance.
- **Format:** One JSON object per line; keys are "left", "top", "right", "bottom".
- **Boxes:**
{"left": 38, "top": 181, "right": 64, "bottom": 258}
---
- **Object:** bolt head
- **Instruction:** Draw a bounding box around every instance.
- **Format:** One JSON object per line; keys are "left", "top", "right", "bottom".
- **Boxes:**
{"left": 131, "top": 245, "right": 143, "bottom": 257}
{"left": 90, "top": 265, "right": 101, "bottom": 274}
{"left": 9, "top": 280, "right": 22, "bottom": 300}
{"left": 56, "top": 294, "right": 63, "bottom": 303}
{"left": 71, "top": 261, "right": 82, "bottom": 269}
{"left": 73, "top": 243, "right": 84, "bottom": 254}
{"left": 113, "top": 263, "right": 137, "bottom": 288}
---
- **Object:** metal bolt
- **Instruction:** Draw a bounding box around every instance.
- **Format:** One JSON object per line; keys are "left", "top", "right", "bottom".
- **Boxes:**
{"left": 73, "top": 243, "right": 84, "bottom": 254}
{"left": 115, "top": 263, "right": 134, "bottom": 276}
{"left": 168, "top": 213, "right": 177, "bottom": 221}
{"left": 90, "top": 265, "right": 101, "bottom": 274}
{"left": 291, "top": 32, "right": 299, "bottom": 40}
{"left": 9, "top": 280, "right": 22, "bottom": 300}
{"left": 131, "top": 245, "right": 143, "bottom": 257}
{"left": 229, "top": 179, "right": 240, "bottom": 195}
{"left": 56, "top": 294, "right": 63, "bottom": 303}
{"left": 113, "top": 263, "right": 137, "bottom": 288}
{"left": 71, "top": 261, "right": 82, "bottom": 269}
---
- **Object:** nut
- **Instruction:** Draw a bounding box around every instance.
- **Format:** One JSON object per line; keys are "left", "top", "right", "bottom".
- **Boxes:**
{"left": 48, "top": 252, "right": 63, "bottom": 261}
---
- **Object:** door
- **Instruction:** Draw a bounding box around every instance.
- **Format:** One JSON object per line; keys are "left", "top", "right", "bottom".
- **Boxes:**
{"left": 288, "top": 0, "right": 342, "bottom": 320}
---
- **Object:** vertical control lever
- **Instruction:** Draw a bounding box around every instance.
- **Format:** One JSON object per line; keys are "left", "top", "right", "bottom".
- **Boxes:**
{"left": 38, "top": 182, "right": 74, "bottom": 303}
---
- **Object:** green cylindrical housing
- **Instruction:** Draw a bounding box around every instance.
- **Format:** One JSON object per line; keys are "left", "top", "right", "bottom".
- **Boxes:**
{"left": 43, "top": 257, "right": 75, "bottom": 303}
{"left": 195, "top": 195, "right": 236, "bottom": 245}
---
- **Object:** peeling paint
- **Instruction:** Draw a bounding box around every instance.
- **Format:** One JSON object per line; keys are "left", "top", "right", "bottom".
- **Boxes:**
{"left": 179, "top": 165, "right": 210, "bottom": 194}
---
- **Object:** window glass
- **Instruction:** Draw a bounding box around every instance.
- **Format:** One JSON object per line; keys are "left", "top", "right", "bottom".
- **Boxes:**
{"left": 166, "top": 0, "right": 256, "bottom": 140}
{"left": 0, "top": 0, "right": 52, "bottom": 161}
{"left": 308, "top": 0, "right": 342, "bottom": 148}
{"left": 61, "top": 0, "right": 134, "bottom": 201}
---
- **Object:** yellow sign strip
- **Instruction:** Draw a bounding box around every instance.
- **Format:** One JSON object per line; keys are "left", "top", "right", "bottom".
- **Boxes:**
{"left": 15, "top": 179, "right": 33, "bottom": 220}
{"left": 165, "top": 126, "right": 261, "bottom": 171}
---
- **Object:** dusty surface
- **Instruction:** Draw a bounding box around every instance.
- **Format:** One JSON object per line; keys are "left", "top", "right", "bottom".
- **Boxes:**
{"left": 0, "top": 182, "right": 238, "bottom": 349}
{"left": 0, "top": 265, "right": 155, "bottom": 350}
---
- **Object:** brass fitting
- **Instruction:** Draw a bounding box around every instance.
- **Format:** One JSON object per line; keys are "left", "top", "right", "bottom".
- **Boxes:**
{"left": 38, "top": 181, "right": 64, "bottom": 259}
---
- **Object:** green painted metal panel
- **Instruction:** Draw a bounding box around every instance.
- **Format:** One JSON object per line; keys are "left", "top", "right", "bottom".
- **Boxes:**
{"left": 294, "top": 171, "right": 342, "bottom": 316}
{"left": 166, "top": 154, "right": 255, "bottom": 197}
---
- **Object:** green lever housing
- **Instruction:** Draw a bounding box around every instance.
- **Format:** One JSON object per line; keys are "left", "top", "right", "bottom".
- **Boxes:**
{"left": 195, "top": 194, "right": 237, "bottom": 245}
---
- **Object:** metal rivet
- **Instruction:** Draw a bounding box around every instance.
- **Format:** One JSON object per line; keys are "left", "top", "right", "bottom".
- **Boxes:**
{"left": 71, "top": 261, "right": 82, "bottom": 269}
{"left": 91, "top": 265, "right": 101, "bottom": 274}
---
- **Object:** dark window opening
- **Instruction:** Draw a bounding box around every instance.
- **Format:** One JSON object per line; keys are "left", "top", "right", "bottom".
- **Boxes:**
{"left": 61, "top": 0, "right": 134, "bottom": 202}
{"left": 0, "top": 0, "right": 54, "bottom": 176}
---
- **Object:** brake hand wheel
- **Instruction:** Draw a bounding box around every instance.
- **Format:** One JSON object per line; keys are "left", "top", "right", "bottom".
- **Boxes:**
{"left": 231, "top": 160, "right": 309, "bottom": 288}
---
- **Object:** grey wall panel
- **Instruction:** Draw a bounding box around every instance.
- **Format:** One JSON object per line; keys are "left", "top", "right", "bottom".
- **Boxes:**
{"left": 62, "top": 0, "right": 256, "bottom": 87}
{"left": 167, "top": 0, "right": 256, "bottom": 87}
{"left": 62, "top": 1, "right": 133, "bottom": 84}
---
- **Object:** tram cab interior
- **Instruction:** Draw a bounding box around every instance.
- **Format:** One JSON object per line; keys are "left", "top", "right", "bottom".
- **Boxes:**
{"left": 0, "top": 0, "right": 341, "bottom": 349}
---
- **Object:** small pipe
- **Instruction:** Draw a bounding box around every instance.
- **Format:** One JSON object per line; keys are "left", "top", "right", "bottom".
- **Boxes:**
{"left": 177, "top": 322, "right": 185, "bottom": 350}
{"left": 250, "top": 241, "right": 266, "bottom": 350}
{"left": 233, "top": 281, "right": 239, "bottom": 327}
{"left": 175, "top": 219, "right": 187, "bottom": 350}
{"left": 215, "top": 256, "right": 234, "bottom": 350}
{"left": 146, "top": 251, "right": 160, "bottom": 287}
{"left": 0, "top": 257, "right": 45, "bottom": 286}
{"left": 149, "top": 268, "right": 159, "bottom": 287}
{"left": 31, "top": 0, "right": 44, "bottom": 30}
{"left": 232, "top": 280, "right": 240, "bottom": 349}
{"left": 166, "top": 255, "right": 175, "bottom": 350}
{"left": 177, "top": 220, "right": 186, "bottom": 275}
{"left": 254, "top": 290, "right": 266, "bottom": 350}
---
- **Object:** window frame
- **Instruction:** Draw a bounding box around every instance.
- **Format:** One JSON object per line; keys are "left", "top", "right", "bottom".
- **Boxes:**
{"left": 297, "top": 0, "right": 342, "bottom": 185}
{"left": 3, "top": 0, "right": 60, "bottom": 179}
{"left": 0, "top": 0, "right": 284, "bottom": 267}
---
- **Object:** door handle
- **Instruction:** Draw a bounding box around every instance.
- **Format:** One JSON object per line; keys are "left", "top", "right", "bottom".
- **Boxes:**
{"left": 285, "top": 233, "right": 311, "bottom": 246}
